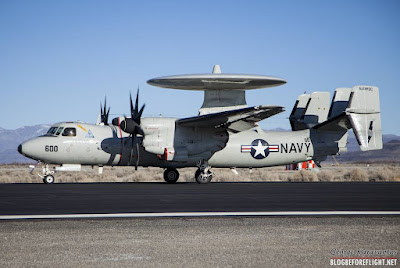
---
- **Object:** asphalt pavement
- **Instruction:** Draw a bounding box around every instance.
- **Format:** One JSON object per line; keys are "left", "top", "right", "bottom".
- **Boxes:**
{"left": 0, "top": 182, "right": 399, "bottom": 216}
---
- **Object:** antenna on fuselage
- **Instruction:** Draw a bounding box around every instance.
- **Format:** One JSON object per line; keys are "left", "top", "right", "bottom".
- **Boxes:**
{"left": 212, "top": 64, "right": 221, "bottom": 74}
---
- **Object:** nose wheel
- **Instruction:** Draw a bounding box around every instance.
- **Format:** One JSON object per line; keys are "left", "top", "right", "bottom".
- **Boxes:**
{"left": 43, "top": 175, "right": 55, "bottom": 184}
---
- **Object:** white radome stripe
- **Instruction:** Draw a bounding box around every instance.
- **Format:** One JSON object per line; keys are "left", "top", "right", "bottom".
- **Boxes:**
{"left": 0, "top": 211, "right": 399, "bottom": 220}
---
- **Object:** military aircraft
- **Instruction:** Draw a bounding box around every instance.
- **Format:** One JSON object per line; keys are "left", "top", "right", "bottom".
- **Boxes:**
{"left": 18, "top": 65, "right": 383, "bottom": 184}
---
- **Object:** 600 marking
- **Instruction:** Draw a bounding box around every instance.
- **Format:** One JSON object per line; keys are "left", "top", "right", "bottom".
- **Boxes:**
{"left": 45, "top": 145, "right": 58, "bottom": 152}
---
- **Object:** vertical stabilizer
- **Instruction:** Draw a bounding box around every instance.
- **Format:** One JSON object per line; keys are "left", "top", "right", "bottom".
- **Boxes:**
{"left": 328, "top": 88, "right": 352, "bottom": 119}
{"left": 347, "top": 86, "right": 382, "bottom": 151}
{"left": 302, "top": 92, "right": 330, "bottom": 127}
{"left": 289, "top": 93, "right": 310, "bottom": 130}
{"left": 290, "top": 92, "right": 330, "bottom": 129}
{"left": 327, "top": 88, "right": 352, "bottom": 151}
{"left": 314, "top": 86, "right": 382, "bottom": 152}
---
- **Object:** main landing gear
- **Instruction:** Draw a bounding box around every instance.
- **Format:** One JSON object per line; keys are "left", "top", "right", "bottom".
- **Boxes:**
{"left": 163, "top": 161, "right": 214, "bottom": 184}
{"left": 163, "top": 168, "right": 180, "bottom": 184}
{"left": 195, "top": 160, "right": 213, "bottom": 184}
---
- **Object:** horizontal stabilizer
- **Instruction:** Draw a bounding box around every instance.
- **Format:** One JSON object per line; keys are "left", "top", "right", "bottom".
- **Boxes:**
{"left": 313, "top": 85, "right": 382, "bottom": 152}
{"left": 313, "top": 112, "right": 351, "bottom": 132}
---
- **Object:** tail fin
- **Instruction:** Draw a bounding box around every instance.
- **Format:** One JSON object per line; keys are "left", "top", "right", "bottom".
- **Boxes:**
{"left": 328, "top": 88, "right": 352, "bottom": 119}
{"left": 347, "top": 86, "right": 382, "bottom": 151}
{"left": 289, "top": 92, "right": 330, "bottom": 130}
{"left": 314, "top": 86, "right": 382, "bottom": 152}
{"left": 289, "top": 93, "right": 310, "bottom": 130}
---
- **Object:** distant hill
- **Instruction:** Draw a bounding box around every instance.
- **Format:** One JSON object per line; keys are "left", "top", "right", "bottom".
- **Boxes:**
{"left": 0, "top": 125, "right": 399, "bottom": 164}
{"left": 345, "top": 131, "right": 400, "bottom": 153}
{"left": 335, "top": 139, "right": 400, "bottom": 163}
{"left": 0, "top": 125, "right": 50, "bottom": 164}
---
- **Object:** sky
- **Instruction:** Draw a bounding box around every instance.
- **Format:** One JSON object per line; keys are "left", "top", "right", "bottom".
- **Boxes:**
{"left": 0, "top": 0, "right": 399, "bottom": 134}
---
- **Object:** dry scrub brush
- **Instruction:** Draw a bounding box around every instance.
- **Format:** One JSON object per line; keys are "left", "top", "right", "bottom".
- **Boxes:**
{"left": 0, "top": 164, "right": 399, "bottom": 183}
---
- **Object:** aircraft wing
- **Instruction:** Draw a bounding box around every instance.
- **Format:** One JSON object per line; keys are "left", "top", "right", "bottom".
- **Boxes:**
{"left": 177, "top": 105, "right": 285, "bottom": 132}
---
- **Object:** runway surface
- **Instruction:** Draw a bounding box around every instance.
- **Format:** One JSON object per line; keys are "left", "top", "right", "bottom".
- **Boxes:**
{"left": 1, "top": 182, "right": 399, "bottom": 267}
{"left": 0, "top": 182, "right": 399, "bottom": 217}
{"left": 1, "top": 217, "right": 399, "bottom": 268}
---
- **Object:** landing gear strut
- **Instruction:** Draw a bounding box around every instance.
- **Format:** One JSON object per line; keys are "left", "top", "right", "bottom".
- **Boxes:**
{"left": 163, "top": 168, "right": 179, "bottom": 184}
{"left": 33, "top": 163, "right": 55, "bottom": 184}
{"left": 195, "top": 160, "right": 213, "bottom": 184}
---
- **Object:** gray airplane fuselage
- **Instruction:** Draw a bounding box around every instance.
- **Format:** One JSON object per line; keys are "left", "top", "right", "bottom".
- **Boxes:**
{"left": 19, "top": 120, "right": 327, "bottom": 169}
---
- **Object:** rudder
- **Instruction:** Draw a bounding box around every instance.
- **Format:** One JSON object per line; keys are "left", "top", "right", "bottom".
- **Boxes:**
{"left": 347, "top": 86, "right": 382, "bottom": 151}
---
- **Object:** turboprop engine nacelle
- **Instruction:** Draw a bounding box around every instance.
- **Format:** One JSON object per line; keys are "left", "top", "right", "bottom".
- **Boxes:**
{"left": 141, "top": 117, "right": 229, "bottom": 162}
{"left": 141, "top": 117, "right": 178, "bottom": 160}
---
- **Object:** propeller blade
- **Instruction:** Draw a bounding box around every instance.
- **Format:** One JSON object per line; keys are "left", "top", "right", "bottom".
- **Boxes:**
{"left": 129, "top": 92, "right": 134, "bottom": 118}
{"left": 135, "top": 125, "right": 145, "bottom": 136}
{"left": 124, "top": 133, "right": 132, "bottom": 145}
{"left": 137, "top": 104, "right": 145, "bottom": 124}
{"left": 135, "top": 88, "right": 139, "bottom": 120}
{"left": 100, "top": 96, "right": 110, "bottom": 125}
{"left": 118, "top": 91, "right": 145, "bottom": 135}
{"left": 105, "top": 107, "right": 110, "bottom": 125}
{"left": 135, "top": 140, "right": 139, "bottom": 171}
{"left": 127, "top": 134, "right": 133, "bottom": 166}
{"left": 103, "top": 97, "right": 107, "bottom": 116}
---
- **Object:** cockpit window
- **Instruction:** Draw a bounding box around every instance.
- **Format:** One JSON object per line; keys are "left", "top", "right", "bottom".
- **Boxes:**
{"left": 56, "top": 127, "right": 64, "bottom": 136}
{"left": 46, "top": 127, "right": 58, "bottom": 135}
{"left": 62, "top": 127, "right": 76, "bottom": 137}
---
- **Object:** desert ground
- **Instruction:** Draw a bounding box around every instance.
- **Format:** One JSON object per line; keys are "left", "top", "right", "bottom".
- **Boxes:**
{"left": 0, "top": 163, "right": 399, "bottom": 183}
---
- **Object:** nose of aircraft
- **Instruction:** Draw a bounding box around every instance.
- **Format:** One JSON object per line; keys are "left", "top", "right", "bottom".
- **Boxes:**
{"left": 18, "top": 140, "right": 38, "bottom": 160}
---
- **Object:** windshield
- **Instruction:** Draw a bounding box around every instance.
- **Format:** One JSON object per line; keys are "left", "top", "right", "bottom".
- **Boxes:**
{"left": 56, "top": 127, "right": 64, "bottom": 136}
{"left": 45, "top": 127, "right": 58, "bottom": 136}
{"left": 44, "top": 126, "right": 67, "bottom": 137}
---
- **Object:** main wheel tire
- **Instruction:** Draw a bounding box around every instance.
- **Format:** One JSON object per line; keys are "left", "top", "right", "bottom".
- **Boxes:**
{"left": 195, "top": 170, "right": 213, "bottom": 184}
{"left": 164, "top": 168, "right": 179, "bottom": 184}
{"left": 43, "top": 175, "right": 55, "bottom": 184}
{"left": 195, "top": 169, "right": 201, "bottom": 180}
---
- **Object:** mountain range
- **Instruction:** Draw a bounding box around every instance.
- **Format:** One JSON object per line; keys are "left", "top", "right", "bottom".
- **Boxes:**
{"left": 0, "top": 124, "right": 50, "bottom": 164}
{"left": 0, "top": 125, "right": 399, "bottom": 164}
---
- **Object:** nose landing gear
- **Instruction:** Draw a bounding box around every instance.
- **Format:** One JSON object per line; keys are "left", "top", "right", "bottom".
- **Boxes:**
{"left": 31, "top": 162, "right": 55, "bottom": 184}
{"left": 40, "top": 164, "right": 55, "bottom": 184}
{"left": 43, "top": 174, "right": 55, "bottom": 184}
